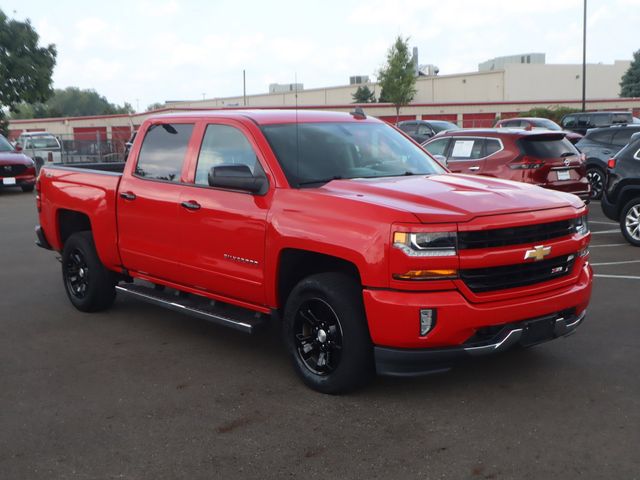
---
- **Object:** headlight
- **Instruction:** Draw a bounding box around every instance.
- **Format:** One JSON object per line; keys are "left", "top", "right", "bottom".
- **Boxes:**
{"left": 574, "top": 215, "right": 589, "bottom": 235}
{"left": 393, "top": 231, "right": 457, "bottom": 257}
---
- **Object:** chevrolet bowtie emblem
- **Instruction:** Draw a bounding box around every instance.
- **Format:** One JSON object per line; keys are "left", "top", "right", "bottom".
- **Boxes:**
{"left": 524, "top": 245, "right": 552, "bottom": 261}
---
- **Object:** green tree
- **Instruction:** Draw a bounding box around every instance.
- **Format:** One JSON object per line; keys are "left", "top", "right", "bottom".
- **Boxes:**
{"left": 351, "top": 85, "right": 376, "bottom": 103}
{"left": 0, "top": 9, "right": 56, "bottom": 113}
{"left": 11, "top": 87, "right": 134, "bottom": 119}
{"left": 146, "top": 102, "right": 166, "bottom": 112}
{"left": 377, "top": 36, "right": 416, "bottom": 121}
{"left": 620, "top": 49, "right": 640, "bottom": 97}
{"left": 0, "top": 109, "right": 9, "bottom": 137}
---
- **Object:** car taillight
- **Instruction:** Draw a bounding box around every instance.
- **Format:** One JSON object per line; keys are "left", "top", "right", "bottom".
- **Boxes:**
{"left": 35, "top": 179, "right": 41, "bottom": 212}
{"left": 607, "top": 158, "right": 616, "bottom": 169}
{"left": 509, "top": 155, "right": 544, "bottom": 169}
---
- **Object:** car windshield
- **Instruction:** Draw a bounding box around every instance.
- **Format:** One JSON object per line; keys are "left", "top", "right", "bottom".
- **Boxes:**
{"left": 0, "top": 135, "right": 14, "bottom": 152}
{"left": 430, "top": 121, "right": 459, "bottom": 133}
{"left": 531, "top": 119, "right": 562, "bottom": 131}
{"left": 25, "top": 135, "right": 60, "bottom": 149}
{"left": 261, "top": 122, "right": 445, "bottom": 187}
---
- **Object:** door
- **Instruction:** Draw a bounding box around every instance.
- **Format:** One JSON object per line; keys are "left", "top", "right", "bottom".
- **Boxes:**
{"left": 446, "top": 137, "right": 486, "bottom": 174}
{"left": 178, "top": 122, "right": 271, "bottom": 305}
{"left": 117, "top": 122, "right": 196, "bottom": 282}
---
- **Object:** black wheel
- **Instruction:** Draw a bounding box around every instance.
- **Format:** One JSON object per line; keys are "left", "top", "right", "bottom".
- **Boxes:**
{"left": 620, "top": 198, "right": 640, "bottom": 247}
{"left": 21, "top": 184, "right": 34, "bottom": 193}
{"left": 586, "top": 167, "right": 605, "bottom": 200}
{"left": 283, "top": 272, "right": 374, "bottom": 394}
{"left": 62, "top": 232, "right": 116, "bottom": 312}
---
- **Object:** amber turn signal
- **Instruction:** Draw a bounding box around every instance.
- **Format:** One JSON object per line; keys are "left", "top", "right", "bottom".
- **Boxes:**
{"left": 393, "top": 269, "right": 458, "bottom": 281}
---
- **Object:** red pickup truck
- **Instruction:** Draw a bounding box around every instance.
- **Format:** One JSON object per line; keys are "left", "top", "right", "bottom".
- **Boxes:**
{"left": 35, "top": 110, "right": 593, "bottom": 393}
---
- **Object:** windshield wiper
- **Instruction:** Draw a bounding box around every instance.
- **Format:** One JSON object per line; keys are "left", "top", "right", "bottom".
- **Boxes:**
{"left": 297, "top": 176, "right": 343, "bottom": 187}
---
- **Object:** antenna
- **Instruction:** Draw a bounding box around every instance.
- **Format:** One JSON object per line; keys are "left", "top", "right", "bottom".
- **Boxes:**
{"left": 295, "top": 72, "right": 300, "bottom": 184}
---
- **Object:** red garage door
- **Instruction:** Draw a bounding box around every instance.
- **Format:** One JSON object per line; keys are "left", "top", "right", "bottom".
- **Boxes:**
{"left": 462, "top": 113, "right": 496, "bottom": 128}
{"left": 73, "top": 127, "right": 108, "bottom": 142}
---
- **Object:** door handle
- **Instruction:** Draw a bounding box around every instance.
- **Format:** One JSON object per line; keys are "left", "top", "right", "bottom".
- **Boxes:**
{"left": 468, "top": 166, "right": 480, "bottom": 171}
{"left": 181, "top": 200, "right": 201, "bottom": 210}
{"left": 120, "top": 191, "right": 136, "bottom": 200}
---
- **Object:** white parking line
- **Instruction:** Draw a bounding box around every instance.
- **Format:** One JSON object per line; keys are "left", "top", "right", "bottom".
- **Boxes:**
{"left": 589, "top": 243, "right": 627, "bottom": 248}
{"left": 591, "top": 260, "right": 640, "bottom": 266}
{"left": 595, "top": 274, "right": 640, "bottom": 280}
{"left": 589, "top": 221, "right": 617, "bottom": 225}
{"left": 590, "top": 229, "right": 621, "bottom": 235}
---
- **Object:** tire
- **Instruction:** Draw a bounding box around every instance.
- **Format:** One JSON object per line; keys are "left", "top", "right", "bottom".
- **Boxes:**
{"left": 620, "top": 198, "right": 640, "bottom": 247}
{"left": 62, "top": 231, "right": 116, "bottom": 312}
{"left": 586, "top": 167, "right": 605, "bottom": 200}
{"left": 282, "top": 272, "right": 374, "bottom": 394}
{"left": 21, "top": 185, "right": 34, "bottom": 193}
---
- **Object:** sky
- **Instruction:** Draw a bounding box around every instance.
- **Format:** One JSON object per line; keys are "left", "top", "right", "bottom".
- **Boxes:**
{"left": 2, "top": 0, "right": 639, "bottom": 111}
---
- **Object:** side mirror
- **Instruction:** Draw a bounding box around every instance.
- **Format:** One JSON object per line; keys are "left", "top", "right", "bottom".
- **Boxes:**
{"left": 14, "top": 143, "right": 23, "bottom": 152}
{"left": 208, "top": 164, "right": 267, "bottom": 194}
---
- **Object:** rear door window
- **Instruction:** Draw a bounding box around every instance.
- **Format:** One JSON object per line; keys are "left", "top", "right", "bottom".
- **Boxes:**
{"left": 591, "top": 114, "right": 611, "bottom": 127}
{"left": 485, "top": 139, "right": 502, "bottom": 156}
{"left": 562, "top": 116, "right": 576, "bottom": 128}
{"left": 588, "top": 130, "right": 614, "bottom": 144}
{"left": 519, "top": 136, "right": 578, "bottom": 158}
{"left": 135, "top": 123, "right": 194, "bottom": 182}
{"left": 449, "top": 138, "right": 485, "bottom": 161}
{"left": 416, "top": 124, "right": 432, "bottom": 136}
{"left": 612, "top": 113, "right": 632, "bottom": 124}
{"left": 194, "top": 124, "right": 264, "bottom": 186}
{"left": 612, "top": 129, "right": 639, "bottom": 147}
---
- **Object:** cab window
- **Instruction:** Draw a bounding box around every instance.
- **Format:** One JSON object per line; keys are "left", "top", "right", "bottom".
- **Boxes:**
{"left": 135, "top": 123, "right": 194, "bottom": 182}
{"left": 423, "top": 137, "right": 449, "bottom": 156}
{"left": 194, "top": 124, "right": 264, "bottom": 186}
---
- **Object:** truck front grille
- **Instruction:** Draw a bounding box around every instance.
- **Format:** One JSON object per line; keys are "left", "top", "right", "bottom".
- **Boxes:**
{"left": 460, "top": 254, "right": 576, "bottom": 293}
{"left": 458, "top": 220, "right": 575, "bottom": 250}
{"left": 0, "top": 164, "right": 27, "bottom": 177}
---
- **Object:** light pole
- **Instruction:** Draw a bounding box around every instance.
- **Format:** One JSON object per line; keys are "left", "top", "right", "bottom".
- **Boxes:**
{"left": 582, "top": 0, "right": 587, "bottom": 112}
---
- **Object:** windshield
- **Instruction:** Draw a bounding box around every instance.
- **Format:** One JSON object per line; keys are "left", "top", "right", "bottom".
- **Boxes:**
{"left": 262, "top": 122, "right": 445, "bottom": 187}
{"left": 531, "top": 119, "right": 562, "bottom": 131}
{"left": 0, "top": 135, "right": 14, "bottom": 152}
{"left": 25, "top": 135, "right": 60, "bottom": 149}
{"left": 430, "top": 121, "right": 459, "bottom": 133}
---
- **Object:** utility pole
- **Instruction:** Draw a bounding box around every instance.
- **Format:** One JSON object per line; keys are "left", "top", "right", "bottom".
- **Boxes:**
{"left": 582, "top": 0, "right": 587, "bottom": 112}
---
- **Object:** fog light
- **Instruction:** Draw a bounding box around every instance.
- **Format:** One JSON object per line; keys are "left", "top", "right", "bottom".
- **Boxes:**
{"left": 420, "top": 309, "right": 436, "bottom": 336}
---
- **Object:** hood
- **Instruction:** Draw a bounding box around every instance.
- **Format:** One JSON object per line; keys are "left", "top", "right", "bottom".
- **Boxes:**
{"left": 0, "top": 152, "right": 34, "bottom": 166}
{"left": 317, "top": 174, "right": 583, "bottom": 223}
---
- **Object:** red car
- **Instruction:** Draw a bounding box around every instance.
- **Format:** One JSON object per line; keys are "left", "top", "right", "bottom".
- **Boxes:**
{"left": 422, "top": 129, "right": 590, "bottom": 201}
{"left": 494, "top": 117, "right": 583, "bottom": 144}
{"left": 0, "top": 134, "right": 37, "bottom": 192}
{"left": 35, "top": 110, "right": 592, "bottom": 393}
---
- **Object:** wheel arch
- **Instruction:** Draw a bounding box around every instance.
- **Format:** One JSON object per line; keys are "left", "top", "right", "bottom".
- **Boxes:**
{"left": 57, "top": 209, "right": 92, "bottom": 247}
{"left": 276, "top": 248, "right": 363, "bottom": 311}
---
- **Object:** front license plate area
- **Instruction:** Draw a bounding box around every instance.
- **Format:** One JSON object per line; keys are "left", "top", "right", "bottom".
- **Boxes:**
{"left": 557, "top": 170, "right": 571, "bottom": 181}
{"left": 520, "top": 317, "right": 556, "bottom": 347}
{"left": 2, "top": 177, "right": 16, "bottom": 185}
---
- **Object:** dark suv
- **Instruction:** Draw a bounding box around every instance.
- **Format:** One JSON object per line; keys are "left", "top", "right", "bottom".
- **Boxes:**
{"left": 397, "top": 119, "right": 459, "bottom": 143}
{"left": 575, "top": 125, "right": 640, "bottom": 199}
{"left": 561, "top": 111, "right": 633, "bottom": 136}
{"left": 422, "top": 129, "right": 589, "bottom": 201}
{"left": 601, "top": 132, "right": 640, "bottom": 246}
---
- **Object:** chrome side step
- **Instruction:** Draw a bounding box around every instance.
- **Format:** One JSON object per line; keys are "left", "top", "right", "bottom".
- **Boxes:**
{"left": 115, "top": 283, "right": 268, "bottom": 333}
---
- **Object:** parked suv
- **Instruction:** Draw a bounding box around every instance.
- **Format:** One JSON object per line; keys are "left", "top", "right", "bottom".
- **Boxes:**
{"left": 494, "top": 117, "right": 582, "bottom": 144}
{"left": 422, "top": 129, "right": 589, "bottom": 201}
{"left": 561, "top": 111, "right": 633, "bottom": 136}
{"left": 575, "top": 125, "right": 640, "bottom": 199}
{"left": 0, "top": 134, "right": 37, "bottom": 192}
{"left": 397, "top": 119, "right": 459, "bottom": 143}
{"left": 601, "top": 132, "right": 640, "bottom": 246}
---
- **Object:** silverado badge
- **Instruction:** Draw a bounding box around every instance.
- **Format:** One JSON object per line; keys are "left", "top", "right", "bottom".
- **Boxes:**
{"left": 524, "top": 245, "right": 552, "bottom": 261}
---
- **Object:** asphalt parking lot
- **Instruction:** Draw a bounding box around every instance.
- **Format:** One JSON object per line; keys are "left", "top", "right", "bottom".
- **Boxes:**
{"left": 1, "top": 190, "right": 639, "bottom": 480}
